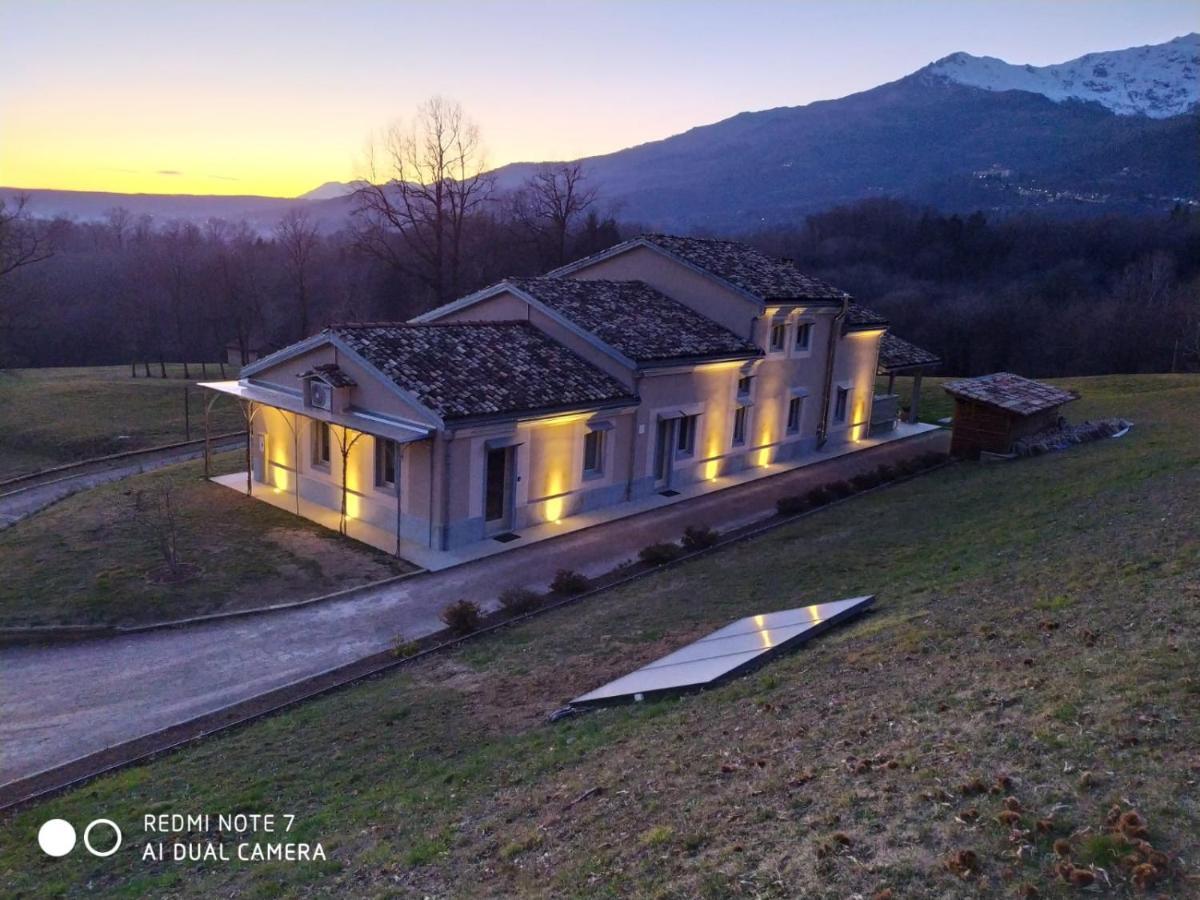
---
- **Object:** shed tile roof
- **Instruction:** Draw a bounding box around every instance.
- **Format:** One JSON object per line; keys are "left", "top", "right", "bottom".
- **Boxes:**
{"left": 942, "top": 372, "right": 1077, "bottom": 416}
{"left": 509, "top": 277, "right": 760, "bottom": 364}
{"left": 877, "top": 333, "right": 941, "bottom": 372}
{"left": 638, "top": 234, "right": 848, "bottom": 303}
{"left": 332, "top": 322, "right": 634, "bottom": 420}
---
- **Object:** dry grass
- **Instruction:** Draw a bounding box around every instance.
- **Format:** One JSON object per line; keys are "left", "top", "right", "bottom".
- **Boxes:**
{"left": 1, "top": 375, "right": 1197, "bottom": 898}
{"left": 0, "top": 365, "right": 243, "bottom": 479}
{"left": 0, "top": 452, "right": 415, "bottom": 626}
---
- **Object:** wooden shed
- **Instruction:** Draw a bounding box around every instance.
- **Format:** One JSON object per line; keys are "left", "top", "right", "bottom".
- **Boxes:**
{"left": 942, "top": 373, "right": 1078, "bottom": 459}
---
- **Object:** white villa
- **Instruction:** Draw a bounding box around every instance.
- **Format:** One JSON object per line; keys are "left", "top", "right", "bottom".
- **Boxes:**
{"left": 202, "top": 234, "right": 938, "bottom": 561}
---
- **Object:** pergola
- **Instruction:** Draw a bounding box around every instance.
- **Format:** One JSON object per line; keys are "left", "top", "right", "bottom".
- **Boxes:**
{"left": 877, "top": 333, "right": 941, "bottom": 424}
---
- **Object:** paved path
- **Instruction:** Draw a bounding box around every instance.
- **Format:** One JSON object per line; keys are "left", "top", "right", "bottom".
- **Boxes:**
{"left": 0, "top": 436, "right": 245, "bottom": 528}
{"left": 0, "top": 430, "right": 947, "bottom": 788}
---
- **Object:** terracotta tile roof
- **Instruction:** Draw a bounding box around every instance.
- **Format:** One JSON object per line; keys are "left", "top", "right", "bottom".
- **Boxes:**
{"left": 877, "top": 333, "right": 940, "bottom": 372}
{"left": 510, "top": 277, "right": 760, "bottom": 364}
{"left": 942, "top": 372, "right": 1077, "bottom": 415}
{"left": 639, "top": 234, "right": 848, "bottom": 302}
{"left": 332, "top": 322, "right": 634, "bottom": 420}
{"left": 845, "top": 303, "right": 890, "bottom": 330}
{"left": 300, "top": 362, "right": 357, "bottom": 387}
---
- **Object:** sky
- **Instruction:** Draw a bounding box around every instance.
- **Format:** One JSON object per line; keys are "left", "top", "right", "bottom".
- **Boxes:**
{"left": 1, "top": 0, "right": 1195, "bottom": 198}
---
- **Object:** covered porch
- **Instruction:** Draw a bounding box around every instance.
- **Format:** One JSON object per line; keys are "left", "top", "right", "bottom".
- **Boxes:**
{"left": 198, "top": 380, "right": 432, "bottom": 556}
{"left": 873, "top": 333, "right": 942, "bottom": 431}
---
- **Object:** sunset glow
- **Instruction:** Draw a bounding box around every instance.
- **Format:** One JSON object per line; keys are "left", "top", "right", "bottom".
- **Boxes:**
{"left": 1, "top": 0, "right": 1194, "bottom": 197}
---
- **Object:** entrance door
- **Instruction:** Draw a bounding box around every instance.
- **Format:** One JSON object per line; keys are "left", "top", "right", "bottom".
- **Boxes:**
{"left": 251, "top": 433, "right": 267, "bottom": 484}
{"left": 484, "top": 446, "right": 513, "bottom": 533}
{"left": 653, "top": 418, "right": 675, "bottom": 488}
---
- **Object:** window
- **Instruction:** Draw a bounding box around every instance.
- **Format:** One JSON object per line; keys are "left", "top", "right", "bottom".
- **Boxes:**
{"left": 311, "top": 421, "right": 331, "bottom": 468}
{"left": 583, "top": 428, "right": 605, "bottom": 476}
{"left": 834, "top": 387, "right": 849, "bottom": 423}
{"left": 737, "top": 375, "right": 753, "bottom": 399}
{"left": 787, "top": 396, "right": 803, "bottom": 434}
{"left": 794, "top": 322, "right": 813, "bottom": 351}
{"left": 732, "top": 405, "right": 748, "bottom": 446}
{"left": 375, "top": 437, "right": 397, "bottom": 489}
{"left": 676, "top": 414, "right": 697, "bottom": 456}
{"left": 769, "top": 323, "right": 787, "bottom": 352}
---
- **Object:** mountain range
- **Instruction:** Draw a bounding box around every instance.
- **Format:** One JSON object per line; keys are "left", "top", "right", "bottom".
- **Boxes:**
{"left": 5, "top": 34, "right": 1197, "bottom": 233}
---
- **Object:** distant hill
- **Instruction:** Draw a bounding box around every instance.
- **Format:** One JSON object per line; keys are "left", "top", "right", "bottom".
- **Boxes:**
{"left": 0, "top": 187, "right": 354, "bottom": 234}
{"left": 6, "top": 34, "right": 1196, "bottom": 233}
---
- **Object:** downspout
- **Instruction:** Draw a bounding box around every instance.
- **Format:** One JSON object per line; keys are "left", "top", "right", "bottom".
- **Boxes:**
{"left": 439, "top": 431, "right": 453, "bottom": 551}
{"left": 625, "top": 373, "right": 642, "bottom": 501}
{"left": 816, "top": 296, "right": 849, "bottom": 449}
{"left": 394, "top": 444, "right": 404, "bottom": 556}
{"left": 426, "top": 437, "right": 436, "bottom": 549}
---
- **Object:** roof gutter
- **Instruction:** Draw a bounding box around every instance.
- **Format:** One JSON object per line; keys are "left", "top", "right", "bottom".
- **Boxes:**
{"left": 816, "top": 297, "right": 850, "bottom": 449}
{"left": 443, "top": 395, "right": 636, "bottom": 430}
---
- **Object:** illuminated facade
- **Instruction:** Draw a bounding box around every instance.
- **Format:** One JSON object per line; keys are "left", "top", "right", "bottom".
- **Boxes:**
{"left": 205, "top": 234, "right": 899, "bottom": 554}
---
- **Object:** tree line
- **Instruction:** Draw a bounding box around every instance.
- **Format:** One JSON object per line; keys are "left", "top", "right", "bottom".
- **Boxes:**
{"left": 748, "top": 199, "right": 1200, "bottom": 376}
{"left": 0, "top": 99, "right": 618, "bottom": 370}
{"left": 1, "top": 97, "right": 1196, "bottom": 377}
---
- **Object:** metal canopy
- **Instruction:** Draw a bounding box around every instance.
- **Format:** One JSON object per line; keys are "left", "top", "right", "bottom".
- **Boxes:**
{"left": 571, "top": 595, "right": 874, "bottom": 707}
{"left": 199, "top": 380, "right": 432, "bottom": 445}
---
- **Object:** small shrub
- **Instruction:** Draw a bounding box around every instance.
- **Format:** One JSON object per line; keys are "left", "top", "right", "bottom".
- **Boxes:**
{"left": 440, "top": 599, "right": 482, "bottom": 635}
{"left": 828, "top": 479, "right": 854, "bottom": 498}
{"left": 776, "top": 495, "right": 807, "bottom": 516}
{"left": 875, "top": 463, "right": 898, "bottom": 482}
{"left": 640, "top": 542, "right": 683, "bottom": 565}
{"left": 681, "top": 525, "right": 719, "bottom": 551}
{"left": 392, "top": 634, "right": 421, "bottom": 658}
{"left": 893, "top": 458, "right": 919, "bottom": 477}
{"left": 639, "top": 825, "right": 675, "bottom": 847}
{"left": 806, "top": 486, "right": 833, "bottom": 506}
{"left": 550, "top": 568, "right": 590, "bottom": 595}
{"left": 498, "top": 587, "right": 542, "bottom": 615}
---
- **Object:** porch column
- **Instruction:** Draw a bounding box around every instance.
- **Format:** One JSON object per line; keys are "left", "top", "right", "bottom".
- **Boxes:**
{"left": 245, "top": 401, "right": 253, "bottom": 497}
{"left": 908, "top": 371, "right": 924, "bottom": 424}
{"left": 887, "top": 371, "right": 896, "bottom": 395}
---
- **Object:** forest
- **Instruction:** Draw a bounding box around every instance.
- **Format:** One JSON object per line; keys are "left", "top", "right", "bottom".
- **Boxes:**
{"left": 1, "top": 93, "right": 1197, "bottom": 380}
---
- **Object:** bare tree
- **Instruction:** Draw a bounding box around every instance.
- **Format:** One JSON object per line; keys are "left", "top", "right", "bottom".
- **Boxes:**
{"left": 208, "top": 221, "right": 269, "bottom": 366}
{"left": 0, "top": 195, "right": 54, "bottom": 280}
{"left": 0, "top": 195, "right": 55, "bottom": 366}
{"left": 131, "top": 481, "right": 185, "bottom": 579}
{"left": 352, "top": 96, "right": 494, "bottom": 303}
{"left": 275, "top": 208, "right": 320, "bottom": 339}
{"left": 513, "top": 163, "right": 598, "bottom": 267}
{"left": 104, "top": 206, "right": 134, "bottom": 250}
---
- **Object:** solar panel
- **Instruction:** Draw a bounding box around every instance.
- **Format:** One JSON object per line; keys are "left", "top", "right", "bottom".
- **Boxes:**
{"left": 570, "top": 595, "right": 874, "bottom": 707}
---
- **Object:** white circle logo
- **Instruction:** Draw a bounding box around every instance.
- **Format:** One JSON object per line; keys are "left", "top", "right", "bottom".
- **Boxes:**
{"left": 83, "top": 819, "right": 123, "bottom": 857}
{"left": 38, "top": 819, "right": 77, "bottom": 857}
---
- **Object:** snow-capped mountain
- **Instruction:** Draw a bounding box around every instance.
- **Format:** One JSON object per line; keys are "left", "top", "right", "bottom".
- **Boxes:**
{"left": 9, "top": 36, "right": 1196, "bottom": 231}
{"left": 927, "top": 32, "right": 1199, "bottom": 118}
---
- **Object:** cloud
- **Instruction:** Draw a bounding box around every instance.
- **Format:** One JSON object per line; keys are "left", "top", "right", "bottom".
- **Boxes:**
{"left": 156, "top": 169, "right": 183, "bottom": 176}
{"left": 205, "top": 174, "right": 240, "bottom": 182}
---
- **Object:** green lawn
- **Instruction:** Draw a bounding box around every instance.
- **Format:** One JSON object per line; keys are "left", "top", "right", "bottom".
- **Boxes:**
{"left": 0, "top": 365, "right": 244, "bottom": 480}
{"left": 0, "top": 452, "right": 415, "bottom": 627}
{"left": 1, "top": 375, "right": 1197, "bottom": 898}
